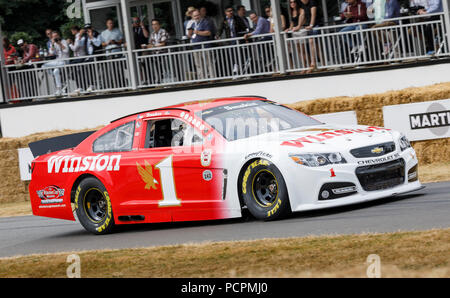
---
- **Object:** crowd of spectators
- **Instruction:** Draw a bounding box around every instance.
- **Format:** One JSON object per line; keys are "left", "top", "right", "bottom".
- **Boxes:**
{"left": 1, "top": 0, "right": 446, "bottom": 98}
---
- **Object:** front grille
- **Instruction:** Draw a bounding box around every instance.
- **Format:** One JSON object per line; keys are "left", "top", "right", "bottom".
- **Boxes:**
{"left": 356, "top": 159, "right": 405, "bottom": 191}
{"left": 350, "top": 142, "right": 396, "bottom": 158}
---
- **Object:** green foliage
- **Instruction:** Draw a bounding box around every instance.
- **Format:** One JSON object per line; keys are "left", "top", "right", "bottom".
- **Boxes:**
{"left": 60, "top": 19, "right": 85, "bottom": 40}
{"left": 0, "top": 0, "right": 83, "bottom": 47}
{"left": 9, "top": 31, "right": 33, "bottom": 46}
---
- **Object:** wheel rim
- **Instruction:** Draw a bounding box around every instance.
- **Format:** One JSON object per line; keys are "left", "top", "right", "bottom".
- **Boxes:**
{"left": 252, "top": 170, "right": 279, "bottom": 207}
{"left": 84, "top": 188, "right": 107, "bottom": 223}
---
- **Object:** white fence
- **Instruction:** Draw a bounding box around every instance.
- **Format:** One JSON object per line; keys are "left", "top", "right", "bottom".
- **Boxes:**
{"left": 284, "top": 13, "right": 448, "bottom": 72}
{"left": 3, "top": 51, "right": 131, "bottom": 101}
{"left": 134, "top": 33, "right": 278, "bottom": 88}
{"left": 1, "top": 13, "right": 449, "bottom": 102}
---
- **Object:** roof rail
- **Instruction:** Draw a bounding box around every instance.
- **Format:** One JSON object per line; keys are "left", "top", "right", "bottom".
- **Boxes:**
{"left": 111, "top": 108, "right": 190, "bottom": 123}
{"left": 232, "top": 95, "right": 268, "bottom": 100}
{"left": 110, "top": 96, "right": 267, "bottom": 123}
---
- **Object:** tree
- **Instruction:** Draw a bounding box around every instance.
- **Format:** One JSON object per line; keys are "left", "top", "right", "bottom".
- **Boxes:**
{"left": 0, "top": 0, "right": 82, "bottom": 46}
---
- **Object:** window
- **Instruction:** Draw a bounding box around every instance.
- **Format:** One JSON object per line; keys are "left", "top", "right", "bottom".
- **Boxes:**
{"left": 196, "top": 100, "right": 322, "bottom": 141}
{"left": 93, "top": 121, "right": 135, "bottom": 153}
{"left": 145, "top": 118, "right": 203, "bottom": 148}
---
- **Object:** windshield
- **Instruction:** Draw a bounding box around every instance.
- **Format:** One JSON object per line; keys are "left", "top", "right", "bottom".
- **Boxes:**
{"left": 197, "top": 101, "right": 322, "bottom": 141}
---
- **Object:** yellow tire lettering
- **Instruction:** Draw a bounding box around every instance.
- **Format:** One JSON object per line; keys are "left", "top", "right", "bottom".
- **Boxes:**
{"left": 74, "top": 186, "right": 81, "bottom": 209}
{"left": 267, "top": 198, "right": 282, "bottom": 217}
{"left": 96, "top": 191, "right": 112, "bottom": 232}
{"left": 242, "top": 160, "right": 270, "bottom": 195}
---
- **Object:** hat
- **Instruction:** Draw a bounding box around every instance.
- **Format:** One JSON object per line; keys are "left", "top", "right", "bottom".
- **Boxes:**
{"left": 185, "top": 6, "right": 196, "bottom": 17}
{"left": 17, "top": 39, "right": 24, "bottom": 46}
{"left": 84, "top": 23, "right": 92, "bottom": 29}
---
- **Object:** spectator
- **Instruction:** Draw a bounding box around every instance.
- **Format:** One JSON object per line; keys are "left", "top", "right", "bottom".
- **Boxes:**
{"left": 143, "top": 19, "right": 170, "bottom": 84}
{"left": 285, "top": 0, "right": 301, "bottom": 32}
{"left": 264, "top": 6, "right": 272, "bottom": 19}
{"left": 45, "top": 29, "right": 53, "bottom": 54}
{"left": 216, "top": 6, "right": 248, "bottom": 76}
{"left": 132, "top": 16, "right": 149, "bottom": 49}
{"left": 339, "top": 0, "right": 369, "bottom": 53}
{"left": 244, "top": 12, "right": 271, "bottom": 41}
{"left": 41, "top": 31, "right": 70, "bottom": 96}
{"left": 146, "top": 19, "right": 169, "bottom": 49}
{"left": 17, "top": 39, "right": 38, "bottom": 63}
{"left": 85, "top": 24, "right": 102, "bottom": 93}
{"left": 285, "top": 0, "right": 304, "bottom": 69}
{"left": 237, "top": 5, "right": 252, "bottom": 31}
{"left": 369, "top": 0, "right": 401, "bottom": 56}
{"left": 200, "top": 6, "right": 217, "bottom": 40}
{"left": 67, "top": 26, "right": 88, "bottom": 95}
{"left": 298, "top": 0, "right": 323, "bottom": 73}
{"left": 216, "top": 6, "right": 248, "bottom": 39}
{"left": 184, "top": 6, "right": 196, "bottom": 36}
{"left": 266, "top": 7, "right": 287, "bottom": 32}
{"left": 100, "top": 18, "right": 124, "bottom": 54}
{"left": 414, "top": 0, "right": 443, "bottom": 55}
{"left": 68, "top": 26, "right": 87, "bottom": 58}
{"left": 85, "top": 24, "right": 102, "bottom": 56}
{"left": 188, "top": 9, "right": 215, "bottom": 79}
{"left": 3, "top": 38, "right": 17, "bottom": 65}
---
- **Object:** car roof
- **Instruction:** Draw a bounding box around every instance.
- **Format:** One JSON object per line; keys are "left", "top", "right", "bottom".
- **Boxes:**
{"left": 111, "top": 96, "right": 268, "bottom": 123}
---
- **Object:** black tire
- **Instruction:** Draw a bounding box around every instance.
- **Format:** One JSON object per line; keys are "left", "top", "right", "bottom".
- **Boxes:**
{"left": 74, "top": 177, "right": 115, "bottom": 235}
{"left": 240, "top": 159, "right": 291, "bottom": 220}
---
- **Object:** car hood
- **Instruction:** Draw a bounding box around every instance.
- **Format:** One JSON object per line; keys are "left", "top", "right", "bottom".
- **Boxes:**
{"left": 232, "top": 124, "right": 398, "bottom": 153}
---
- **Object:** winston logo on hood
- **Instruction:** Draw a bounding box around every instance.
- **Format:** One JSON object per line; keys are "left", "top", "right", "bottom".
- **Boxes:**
{"left": 281, "top": 126, "right": 390, "bottom": 148}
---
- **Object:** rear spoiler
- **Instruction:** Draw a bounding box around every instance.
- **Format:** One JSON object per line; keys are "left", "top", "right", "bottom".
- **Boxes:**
{"left": 29, "top": 131, "right": 96, "bottom": 158}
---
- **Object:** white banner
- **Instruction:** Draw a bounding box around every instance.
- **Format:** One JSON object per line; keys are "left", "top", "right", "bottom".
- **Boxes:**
{"left": 383, "top": 99, "right": 450, "bottom": 141}
{"left": 313, "top": 111, "right": 358, "bottom": 126}
{"left": 18, "top": 148, "right": 34, "bottom": 181}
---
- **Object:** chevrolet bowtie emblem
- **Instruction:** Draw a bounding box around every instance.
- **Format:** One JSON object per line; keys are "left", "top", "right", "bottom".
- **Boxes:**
{"left": 371, "top": 147, "right": 384, "bottom": 154}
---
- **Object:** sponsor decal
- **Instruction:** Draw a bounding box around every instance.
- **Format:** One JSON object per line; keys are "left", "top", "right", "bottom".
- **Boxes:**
{"left": 357, "top": 153, "right": 400, "bottom": 165}
{"left": 146, "top": 112, "right": 163, "bottom": 118}
{"left": 47, "top": 155, "right": 121, "bottom": 174}
{"left": 136, "top": 161, "right": 159, "bottom": 190}
{"left": 180, "top": 112, "right": 206, "bottom": 131}
{"left": 201, "top": 149, "right": 212, "bottom": 167}
{"left": 244, "top": 151, "right": 273, "bottom": 160}
{"left": 202, "top": 170, "right": 213, "bottom": 181}
{"left": 223, "top": 102, "right": 258, "bottom": 111}
{"left": 330, "top": 168, "right": 336, "bottom": 177}
{"left": 39, "top": 204, "right": 66, "bottom": 209}
{"left": 281, "top": 126, "right": 390, "bottom": 148}
{"left": 37, "top": 185, "right": 65, "bottom": 204}
{"left": 409, "top": 102, "right": 450, "bottom": 136}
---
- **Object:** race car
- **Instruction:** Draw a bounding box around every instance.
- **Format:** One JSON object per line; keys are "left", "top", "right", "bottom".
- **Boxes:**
{"left": 28, "top": 96, "right": 422, "bottom": 234}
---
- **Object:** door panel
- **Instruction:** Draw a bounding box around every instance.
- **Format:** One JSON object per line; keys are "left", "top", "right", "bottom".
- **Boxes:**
{"left": 113, "top": 116, "right": 227, "bottom": 222}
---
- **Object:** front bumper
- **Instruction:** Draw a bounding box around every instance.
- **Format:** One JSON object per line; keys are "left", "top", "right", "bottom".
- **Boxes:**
{"left": 284, "top": 148, "right": 422, "bottom": 212}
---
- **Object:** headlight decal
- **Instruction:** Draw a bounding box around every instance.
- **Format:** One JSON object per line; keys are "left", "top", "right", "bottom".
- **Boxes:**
{"left": 289, "top": 153, "right": 347, "bottom": 167}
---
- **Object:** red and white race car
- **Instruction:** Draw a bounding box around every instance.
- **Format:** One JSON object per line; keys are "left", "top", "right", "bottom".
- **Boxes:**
{"left": 29, "top": 97, "right": 422, "bottom": 234}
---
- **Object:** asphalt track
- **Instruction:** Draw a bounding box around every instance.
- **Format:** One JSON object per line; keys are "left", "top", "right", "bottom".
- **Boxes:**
{"left": 0, "top": 182, "right": 449, "bottom": 258}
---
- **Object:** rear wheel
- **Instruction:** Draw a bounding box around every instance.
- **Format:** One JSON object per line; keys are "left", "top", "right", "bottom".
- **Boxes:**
{"left": 74, "top": 177, "right": 115, "bottom": 235}
{"left": 240, "top": 159, "right": 291, "bottom": 220}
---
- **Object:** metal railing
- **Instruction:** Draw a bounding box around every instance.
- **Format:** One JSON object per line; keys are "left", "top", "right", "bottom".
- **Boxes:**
{"left": 1, "top": 13, "right": 449, "bottom": 103}
{"left": 134, "top": 33, "right": 278, "bottom": 88}
{"left": 284, "top": 13, "right": 448, "bottom": 72}
{"left": 3, "top": 51, "right": 131, "bottom": 101}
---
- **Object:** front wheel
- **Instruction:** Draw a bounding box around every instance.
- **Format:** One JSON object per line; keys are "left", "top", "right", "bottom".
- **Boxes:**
{"left": 74, "top": 177, "right": 115, "bottom": 235}
{"left": 240, "top": 159, "right": 291, "bottom": 220}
